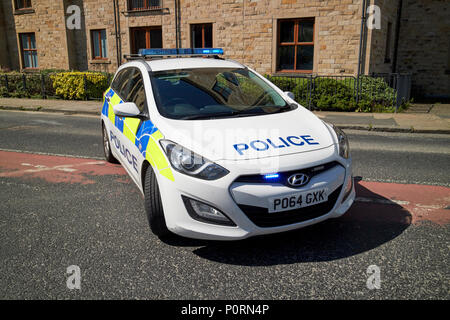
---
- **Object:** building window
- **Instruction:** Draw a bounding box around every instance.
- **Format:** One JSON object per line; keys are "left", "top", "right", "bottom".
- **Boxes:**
{"left": 130, "top": 27, "right": 162, "bottom": 54}
{"left": 385, "top": 22, "right": 393, "bottom": 63}
{"left": 277, "top": 18, "right": 314, "bottom": 72}
{"left": 190, "top": 23, "right": 213, "bottom": 48}
{"left": 20, "top": 33, "right": 38, "bottom": 69}
{"left": 91, "top": 29, "right": 108, "bottom": 59}
{"left": 128, "top": 0, "right": 161, "bottom": 11}
{"left": 15, "top": 0, "right": 32, "bottom": 10}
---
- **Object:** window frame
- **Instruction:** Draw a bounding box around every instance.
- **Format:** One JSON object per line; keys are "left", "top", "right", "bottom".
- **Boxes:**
{"left": 276, "top": 18, "right": 315, "bottom": 73}
{"left": 91, "top": 29, "right": 108, "bottom": 60}
{"left": 19, "top": 32, "right": 38, "bottom": 69}
{"left": 130, "top": 26, "right": 163, "bottom": 54}
{"left": 190, "top": 23, "right": 213, "bottom": 48}
{"left": 128, "top": 0, "right": 162, "bottom": 11}
{"left": 15, "top": 0, "right": 32, "bottom": 10}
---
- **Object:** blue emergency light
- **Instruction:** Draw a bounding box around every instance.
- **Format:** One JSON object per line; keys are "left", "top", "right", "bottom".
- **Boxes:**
{"left": 264, "top": 173, "right": 280, "bottom": 180}
{"left": 138, "top": 48, "right": 224, "bottom": 56}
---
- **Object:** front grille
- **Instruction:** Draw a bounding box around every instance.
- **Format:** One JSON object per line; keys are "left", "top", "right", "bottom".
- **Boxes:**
{"left": 237, "top": 185, "right": 342, "bottom": 228}
{"left": 234, "top": 161, "right": 340, "bottom": 188}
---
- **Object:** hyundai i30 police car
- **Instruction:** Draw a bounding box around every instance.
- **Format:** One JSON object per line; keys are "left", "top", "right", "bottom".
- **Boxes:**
{"left": 101, "top": 48, "right": 355, "bottom": 240}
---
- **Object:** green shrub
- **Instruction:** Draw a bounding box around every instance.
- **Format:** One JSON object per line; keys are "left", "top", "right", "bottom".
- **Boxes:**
{"left": 50, "top": 72, "right": 110, "bottom": 100}
{"left": 265, "top": 75, "right": 300, "bottom": 92}
{"left": 293, "top": 78, "right": 357, "bottom": 111}
{"left": 356, "top": 76, "right": 397, "bottom": 112}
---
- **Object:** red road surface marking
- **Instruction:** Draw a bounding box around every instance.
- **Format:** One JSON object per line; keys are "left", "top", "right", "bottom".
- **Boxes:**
{"left": 0, "top": 150, "right": 448, "bottom": 225}
{"left": 0, "top": 150, "right": 126, "bottom": 185}
{"left": 353, "top": 181, "right": 449, "bottom": 225}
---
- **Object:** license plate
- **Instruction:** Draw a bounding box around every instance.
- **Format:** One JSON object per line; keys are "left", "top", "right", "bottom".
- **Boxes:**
{"left": 268, "top": 188, "right": 328, "bottom": 213}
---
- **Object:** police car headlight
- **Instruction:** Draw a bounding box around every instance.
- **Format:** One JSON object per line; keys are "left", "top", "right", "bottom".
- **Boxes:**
{"left": 159, "top": 140, "right": 229, "bottom": 180}
{"left": 331, "top": 125, "right": 350, "bottom": 159}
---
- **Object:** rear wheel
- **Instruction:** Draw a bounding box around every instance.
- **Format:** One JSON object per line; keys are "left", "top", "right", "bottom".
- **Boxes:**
{"left": 144, "top": 166, "right": 170, "bottom": 237}
{"left": 102, "top": 124, "right": 118, "bottom": 163}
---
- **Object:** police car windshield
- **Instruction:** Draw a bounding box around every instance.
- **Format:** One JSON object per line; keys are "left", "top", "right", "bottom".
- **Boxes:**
{"left": 150, "top": 68, "right": 294, "bottom": 120}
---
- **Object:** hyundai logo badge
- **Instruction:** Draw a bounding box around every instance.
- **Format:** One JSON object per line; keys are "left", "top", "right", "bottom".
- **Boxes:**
{"left": 287, "top": 173, "right": 310, "bottom": 187}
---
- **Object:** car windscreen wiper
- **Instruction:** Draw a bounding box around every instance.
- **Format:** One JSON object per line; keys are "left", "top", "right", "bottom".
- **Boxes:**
{"left": 178, "top": 110, "right": 254, "bottom": 120}
{"left": 178, "top": 104, "right": 297, "bottom": 120}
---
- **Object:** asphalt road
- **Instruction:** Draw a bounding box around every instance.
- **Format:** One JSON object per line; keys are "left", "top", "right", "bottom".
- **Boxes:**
{"left": 0, "top": 110, "right": 449, "bottom": 300}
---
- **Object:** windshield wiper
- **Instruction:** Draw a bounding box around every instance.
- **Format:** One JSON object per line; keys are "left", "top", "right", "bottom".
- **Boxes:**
{"left": 178, "top": 104, "right": 297, "bottom": 120}
{"left": 179, "top": 111, "right": 243, "bottom": 120}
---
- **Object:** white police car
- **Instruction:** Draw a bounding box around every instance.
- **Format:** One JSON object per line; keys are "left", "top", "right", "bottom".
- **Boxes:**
{"left": 101, "top": 48, "right": 355, "bottom": 240}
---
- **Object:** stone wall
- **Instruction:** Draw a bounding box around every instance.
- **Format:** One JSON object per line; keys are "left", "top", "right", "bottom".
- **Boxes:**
{"left": 0, "top": 2, "right": 10, "bottom": 70}
{"left": 396, "top": 0, "right": 450, "bottom": 97}
{"left": 367, "top": 0, "right": 399, "bottom": 74}
{"left": 179, "top": 0, "right": 364, "bottom": 76}
{"left": 3, "top": 0, "right": 71, "bottom": 70}
{"left": 1, "top": 0, "right": 447, "bottom": 96}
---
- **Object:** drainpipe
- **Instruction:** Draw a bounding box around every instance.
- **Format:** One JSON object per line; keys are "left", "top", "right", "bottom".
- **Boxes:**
{"left": 174, "top": 0, "right": 178, "bottom": 49}
{"left": 174, "top": 0, "right": 181, "bottom": 49}
{"left": 392, "top": 0, "right": 403, "bottom": 73}
{"left": 116, "top": 0, "right": 122, "bottom": 63}
{"left": 113, "top": 0, "right": 120, "bottom": 66}
{"left": 356, "top": 0, "right": 368, "bottom": 103}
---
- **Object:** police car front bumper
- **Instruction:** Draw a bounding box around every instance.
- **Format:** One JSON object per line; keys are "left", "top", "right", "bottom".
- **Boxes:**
{"left": 157, "top": 145, "right": 355, "bottom": 240}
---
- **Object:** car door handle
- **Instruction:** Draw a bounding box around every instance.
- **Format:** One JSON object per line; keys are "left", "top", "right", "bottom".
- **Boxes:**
{"left": 105, "top": 96, "right": 110, "bottom": 103}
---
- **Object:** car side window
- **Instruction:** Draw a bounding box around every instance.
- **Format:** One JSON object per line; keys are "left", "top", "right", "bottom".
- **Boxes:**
{"left": 126, "top": 68, "right": 147, "bottom": 114}
{"left": 111, "top": 68, "right": 133, "bottom": 100}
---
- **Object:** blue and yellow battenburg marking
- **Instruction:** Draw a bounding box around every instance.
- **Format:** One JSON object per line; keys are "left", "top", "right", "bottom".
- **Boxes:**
{"left": 102, "top": 88, "right": 174, "bottom": 181}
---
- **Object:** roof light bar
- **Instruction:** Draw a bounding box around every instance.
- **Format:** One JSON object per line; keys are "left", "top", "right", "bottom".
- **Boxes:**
{"left": 138, "top": 48, "right": 224, "bottom": 56}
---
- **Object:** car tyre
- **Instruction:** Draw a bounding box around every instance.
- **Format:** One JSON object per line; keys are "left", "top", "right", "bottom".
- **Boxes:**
{"left": 144, "top": 166, "right": 170, "bottom": 237}
{"left": 102, "top": 123, "right": 118, "bottom": 163}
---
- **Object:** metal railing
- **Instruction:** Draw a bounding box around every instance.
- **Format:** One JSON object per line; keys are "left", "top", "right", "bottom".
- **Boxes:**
{"left": 267, "top": 73, "right": 411, "bottom": 112}
{"left": 0, "top": 71, "right": 411, "bottom": 111}
{"left": 0, "top": 72, "right": 113, "bottom": 101}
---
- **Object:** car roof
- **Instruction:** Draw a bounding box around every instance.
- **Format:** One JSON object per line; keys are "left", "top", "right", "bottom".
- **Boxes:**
{"left": 143, "top": 57, "right": 244, "bottom": 72}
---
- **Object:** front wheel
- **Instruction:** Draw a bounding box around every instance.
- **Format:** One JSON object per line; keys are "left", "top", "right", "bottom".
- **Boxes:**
{"left": 102, "top": 124, "right": 118, "bottom": 163}
{"left": 144, "top": 166, "right": 170, "bottom": 237}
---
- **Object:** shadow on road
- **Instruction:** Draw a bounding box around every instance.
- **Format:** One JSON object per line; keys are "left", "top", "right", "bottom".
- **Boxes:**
{"left": 161, "top": 179, "right": 412, "bottom": 266}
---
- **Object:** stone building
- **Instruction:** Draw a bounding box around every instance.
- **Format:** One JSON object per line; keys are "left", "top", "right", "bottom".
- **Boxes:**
{"left": 0, "top": 0, "right": 448, "bottom": 98}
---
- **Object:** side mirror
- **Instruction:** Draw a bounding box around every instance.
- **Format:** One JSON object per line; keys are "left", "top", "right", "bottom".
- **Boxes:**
{"left": 285, "top": 91, "right": 295, "bottom": 100}
{"left": 113, "top": 102, "right": 140, "bottom": 117}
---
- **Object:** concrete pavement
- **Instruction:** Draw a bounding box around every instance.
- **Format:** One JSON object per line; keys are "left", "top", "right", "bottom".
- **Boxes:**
{"left": 1, "top": 97, "right": 449, "bottom": 134}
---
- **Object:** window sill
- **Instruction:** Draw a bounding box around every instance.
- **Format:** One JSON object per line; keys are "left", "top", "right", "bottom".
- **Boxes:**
{"left": 121, "top": 7, "right": 169, "bottom": 16}
{"left": 21, "top": 68, "right": 39, "bottom": 72}
{"left": 14, "top": 8, "right": 35, "bottom": 15}
{"left": 89, "top": 59, "right": 111, "bottom": 64}
{"left": 272, "top": 71, "right": 314, "bottom": 77}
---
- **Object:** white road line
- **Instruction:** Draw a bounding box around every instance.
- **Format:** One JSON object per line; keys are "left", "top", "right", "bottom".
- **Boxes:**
{"left": 0, "top": 148, "right": 104, "bottom": 160}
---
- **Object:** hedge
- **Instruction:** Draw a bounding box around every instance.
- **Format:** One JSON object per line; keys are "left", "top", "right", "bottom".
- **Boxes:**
{"left": 265, "top": 75, "right": 403, "bottom": 112}
{"left": 0, "top": 70, "right": 406, "bottom": 112}
{"left": 50, "top": 72, "right": 110, "bottom": 100}
{"left": 0, "top": 70, "right": 112, "bottom": 100}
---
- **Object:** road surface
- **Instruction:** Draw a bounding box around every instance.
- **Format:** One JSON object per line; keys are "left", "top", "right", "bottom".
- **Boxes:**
{"left": 0, "top": 110, "right": 448, "bottom": 299}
